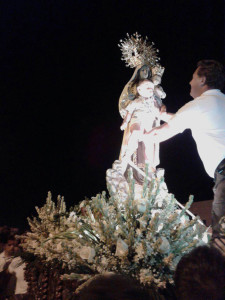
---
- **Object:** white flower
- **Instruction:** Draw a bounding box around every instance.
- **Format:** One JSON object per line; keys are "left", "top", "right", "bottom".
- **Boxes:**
{"left": 56, "top": 242, "right": 63, "bottom": 252}
{"left": 115, "top": 238, "right": 128, "bottom": 257}
{"left": 146, "top": 242, "right": 153, "bottom": 256}
{"left": 101, "top": 256, "right": 108, "bottom": 266}
{"left": 175, "top": 209, "right": 187, "bottom": 224}
{"left": 139, "top": 269, "right": 154, "bottom": 285}
{"left": 30, "top": 240, "right": 38, "bottom": 248}
{"left": 97, "top": 265, "right": 104, "bottom": 273}
{"left": 114, "top": 226, "right": 123, "bottom": 237}
{"left": 137, "top": 201, "right": 146, "bottom": 213}
{"left": 202, "top": 232, "right": 209, "bottom": 243}
{"left": 79, "top": 200, "right": 87, "bottom": 208}
{"left": 151, "top": 209, "right": 161, "bottom": 217}
{"left": 135, "top": 243, "right": 144, "bottom": 260}
{"left": 156, "top": 168, "right": 165, "bottom": 178}
{"left": 155, "top": 197, "right": 164, "bottom": 208}
{"left": 135, "top": 198, "right": 147, "bottom": 213}
{"left": 138, "top": 216, "right": 147, "bottom": 228}
{"left": 159, "top": 237, "right": 170, "bottom": 253}
{"left": 156, "top": 223, "right": 163, "bottom": 232}
{"left": 136, "top": 228, "right": 142, "bottom": 236}
{"left": 79, "top": 246, "right": 96, "bottom": 262}
{"left": 67, "top": 211, "right": 77, "bottom": 223}
{"left": 171, "top": 256, "right": 181, "bottom": 270}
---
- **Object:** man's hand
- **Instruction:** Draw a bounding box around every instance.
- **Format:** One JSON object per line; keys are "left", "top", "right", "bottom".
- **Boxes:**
{"left": 144, "top": 122, "right": 178, "bottom": 143}
{"left": 143, "top": 127, "right": 160, "bottom": 143}
{"left": 145, "top": 127, "right": 159, "bottom": 136}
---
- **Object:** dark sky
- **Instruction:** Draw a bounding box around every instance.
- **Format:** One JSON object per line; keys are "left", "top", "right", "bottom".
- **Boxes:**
{"left": 0, "top": 0, "right": 224, "bottom": 229}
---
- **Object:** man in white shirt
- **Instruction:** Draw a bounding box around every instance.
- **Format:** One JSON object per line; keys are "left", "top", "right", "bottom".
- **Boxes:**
{"left": 8, "top": 256, "right": 28, "bottom": 299}
{"left": 0, "top": 236, "right": 28, "bottom": 299}
{"left": 145, "top": 60, "right": 225, "bottom": 239}
{"left": 0, "top": 236, "right": 18, "bottom": 299}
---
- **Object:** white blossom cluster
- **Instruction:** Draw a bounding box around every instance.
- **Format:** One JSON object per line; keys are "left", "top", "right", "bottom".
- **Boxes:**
{"left": 21, "top": 171, "right": 209, "bottom": 288}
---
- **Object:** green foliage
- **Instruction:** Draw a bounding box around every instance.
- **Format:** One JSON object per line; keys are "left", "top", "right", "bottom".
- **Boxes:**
{"left": 22, "top": 171, "right": 208, "bottom": 288}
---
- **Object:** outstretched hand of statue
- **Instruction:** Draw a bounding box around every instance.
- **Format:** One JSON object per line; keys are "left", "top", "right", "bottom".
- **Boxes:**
{"left": 120, "top": 112, "right": 132, "bottom": 131}
{"left": 120, "top": 122, "right": 128, "bottom": 131}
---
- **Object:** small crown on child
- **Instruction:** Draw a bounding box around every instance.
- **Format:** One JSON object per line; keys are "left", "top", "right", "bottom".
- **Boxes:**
{"left": 152, "top": 65, "right": 165, "bottom": 77}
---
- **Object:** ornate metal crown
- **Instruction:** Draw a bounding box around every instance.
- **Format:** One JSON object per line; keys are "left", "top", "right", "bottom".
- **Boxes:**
{"left": 118, "top": 32, "right": 160, "bottom": 68}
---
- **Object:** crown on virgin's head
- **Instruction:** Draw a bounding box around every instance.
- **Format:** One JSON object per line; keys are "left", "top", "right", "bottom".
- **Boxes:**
{"left": 118, "top": 32, "right": 160, "bottom": 69}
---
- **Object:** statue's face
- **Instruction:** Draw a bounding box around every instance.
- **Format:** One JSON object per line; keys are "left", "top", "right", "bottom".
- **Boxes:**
{"left": 137, "top": 80, "right": 154, "bottom": 98}
{"left": 139, "top": 66, "right": 150, "bottom": 79}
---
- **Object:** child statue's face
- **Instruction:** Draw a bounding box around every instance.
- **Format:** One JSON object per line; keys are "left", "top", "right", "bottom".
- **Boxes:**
{"left": 137, "top": 80, "right": 154, "bottom": 98}
{"left": 152, "top": 74, "right": 161, "bottom": 85}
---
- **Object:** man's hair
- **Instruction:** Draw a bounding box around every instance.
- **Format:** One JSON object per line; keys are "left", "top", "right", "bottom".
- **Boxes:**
{"left": 77, "top": 273, "right": 159, "bottom": 300}
{"left": 174, "top": 245, "right": 225, "bottom": 300}
{"left": 197, "top": 60, "right": 225, "bottom": 90}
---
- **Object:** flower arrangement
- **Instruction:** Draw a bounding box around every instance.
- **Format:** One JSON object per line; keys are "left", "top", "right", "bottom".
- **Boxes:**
{"left": 21, "top": 168, "right": 208, "bottom": 288}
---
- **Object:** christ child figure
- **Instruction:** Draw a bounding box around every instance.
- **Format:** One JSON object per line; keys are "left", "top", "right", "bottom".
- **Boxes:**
{"left": 120, "top": 79, "right": 163, "bottom": 175}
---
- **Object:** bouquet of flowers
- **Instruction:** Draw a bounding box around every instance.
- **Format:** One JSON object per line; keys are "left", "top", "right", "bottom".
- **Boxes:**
{"left": 21, "top": 168, "right": 208, "bottom": 288}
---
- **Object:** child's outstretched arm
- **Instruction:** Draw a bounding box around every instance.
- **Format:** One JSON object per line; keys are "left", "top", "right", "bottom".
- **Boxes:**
{"left": 120, "top": 111, "right": 132, "bottom": 131}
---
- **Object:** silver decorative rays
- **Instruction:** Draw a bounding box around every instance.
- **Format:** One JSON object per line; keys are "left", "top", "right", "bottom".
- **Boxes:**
{"left": 118, "top": 32, "right": 160, "bottom": 68}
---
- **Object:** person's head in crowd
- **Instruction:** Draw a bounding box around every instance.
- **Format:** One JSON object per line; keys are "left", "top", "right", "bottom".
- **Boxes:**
{"left": 174, "top": 245, "right": 225, "bottom": 300}
{"left": 0, "top": 226, "right": 19, "bottom": 253}
{"left": 76, "top": 273, "right": 158, "bottom": 300}
{"left": 3, "top": 236, "right": 19, "bottom": 257}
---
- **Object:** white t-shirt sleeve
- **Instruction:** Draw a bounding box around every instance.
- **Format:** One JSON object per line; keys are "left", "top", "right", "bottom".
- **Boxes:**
{"left": 168, "top": 100, "right": 200, "bottom": 133}
{"left": 0, "top": 256, "right": 5, "bottom": 272}
{"left": 0, "top": 253, "right": 12, "bottom": 272}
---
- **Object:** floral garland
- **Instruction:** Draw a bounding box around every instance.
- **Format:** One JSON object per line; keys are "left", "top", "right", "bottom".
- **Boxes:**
{"left": 21, "top": 168, "right": 209, "bottom": 289}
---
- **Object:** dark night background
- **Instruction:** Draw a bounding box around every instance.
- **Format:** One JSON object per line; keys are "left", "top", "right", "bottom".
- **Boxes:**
{"left": 0, "top": 0, "right": 224, "bottom": 229}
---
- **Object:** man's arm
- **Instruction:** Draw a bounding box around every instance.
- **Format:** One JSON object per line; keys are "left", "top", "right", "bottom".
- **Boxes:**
{"left": 160, "top": 112, "right": 174, "bottom": 122}
{"left": 145, "top": 121, "right": 180, "bottom": 143}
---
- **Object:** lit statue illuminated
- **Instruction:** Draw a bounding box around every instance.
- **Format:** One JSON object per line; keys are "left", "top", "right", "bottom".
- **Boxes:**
{"left": 106, "top": 33, "right": 171, "bottom": 197}
{"left": 118, "top": 33, "right": 169, "bottom": 183}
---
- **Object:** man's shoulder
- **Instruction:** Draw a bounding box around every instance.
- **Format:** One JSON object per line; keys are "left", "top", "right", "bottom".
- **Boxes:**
{"left": 195, "top": 90, "right": 225, "bottom": 111}
{"left": 198, "top": 89, "right": 225, "bottom": 100}
{"left": 177, "top": 99, "right": 198, "bottom": 114}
